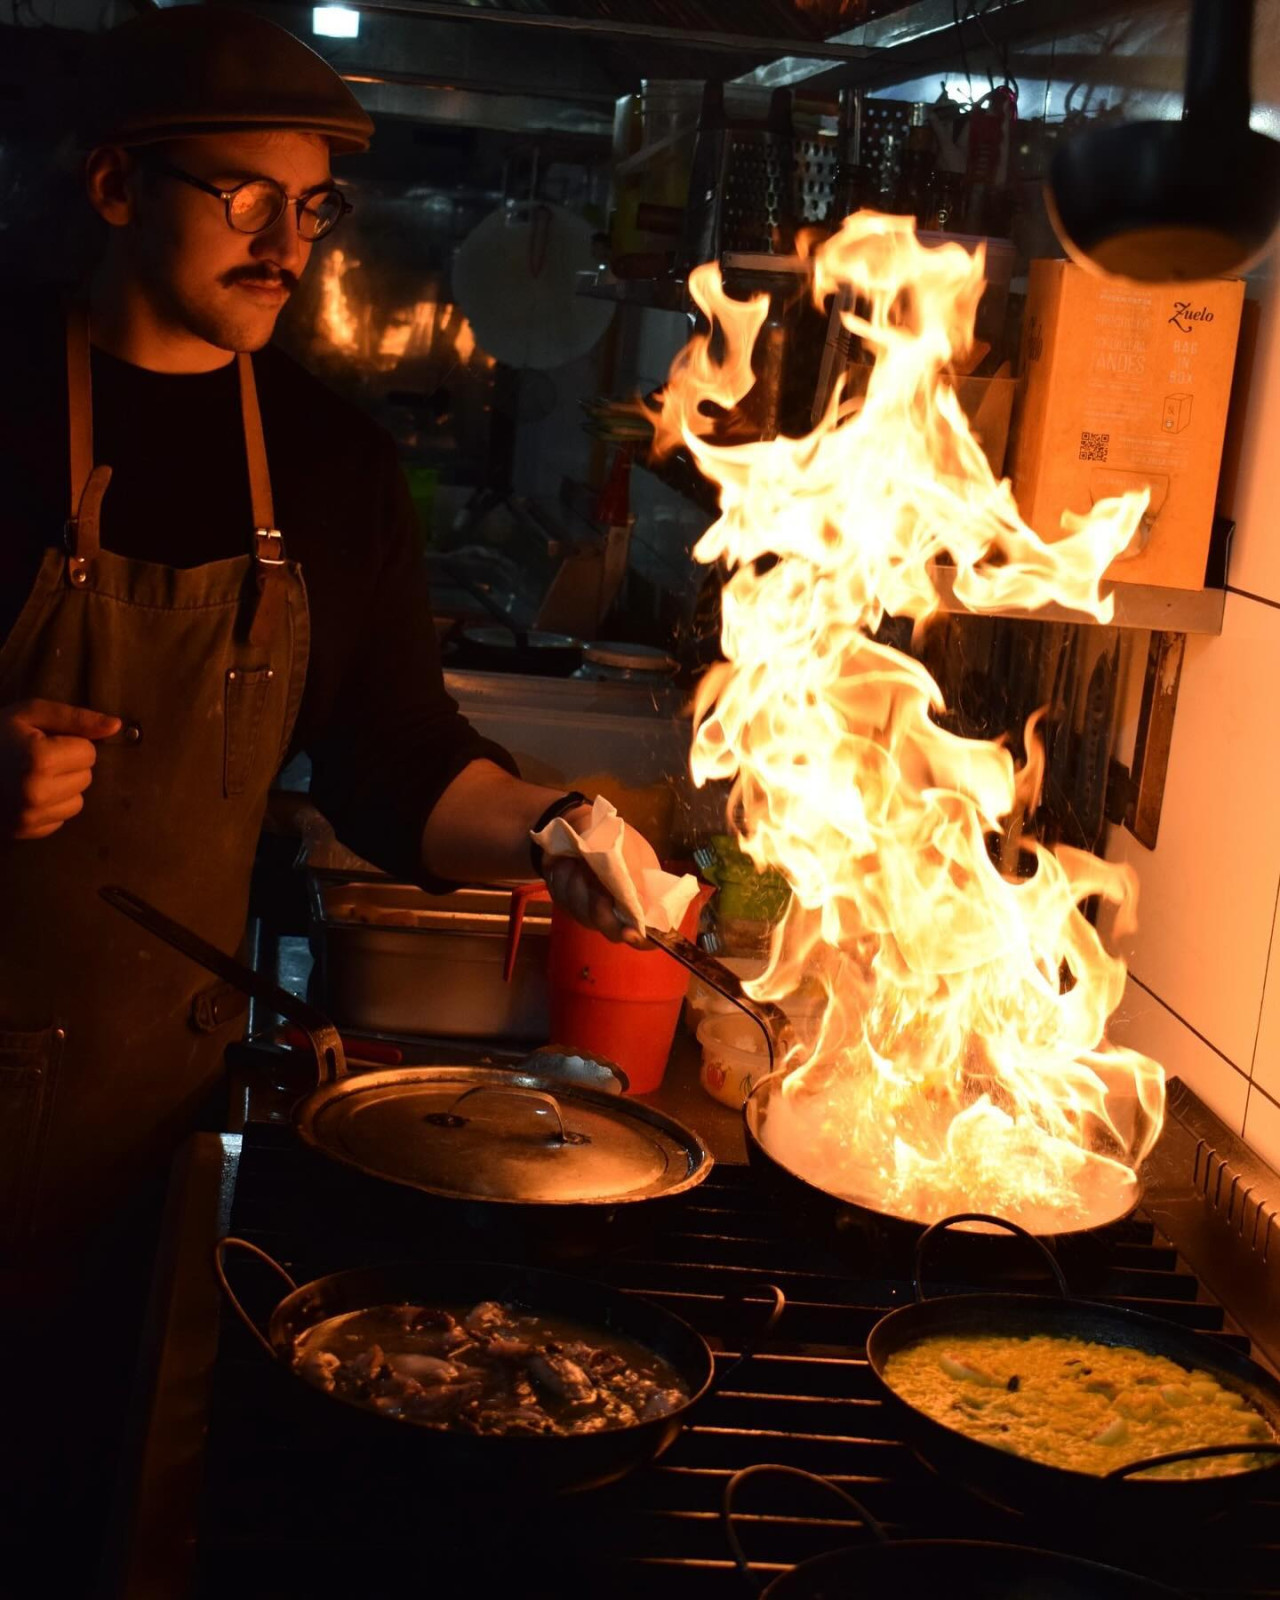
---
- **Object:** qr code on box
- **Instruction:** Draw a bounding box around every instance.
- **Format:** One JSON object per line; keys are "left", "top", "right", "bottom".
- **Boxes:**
{"left": 1079, "top": 430, "right": 1110, "bottom": 462}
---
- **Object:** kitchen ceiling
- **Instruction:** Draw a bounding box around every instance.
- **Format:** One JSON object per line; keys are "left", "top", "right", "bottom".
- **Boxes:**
{"left": 422, "top": 0, "right": 890, "bottom": 45}
{"left": 259, "top": 0, "right": 1164, "bottom": 111}
{"left": 268, "top": 0, "right": 888, "bottom": 92}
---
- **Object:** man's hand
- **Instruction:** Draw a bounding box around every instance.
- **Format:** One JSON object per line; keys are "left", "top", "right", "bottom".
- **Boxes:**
{"left": 421, "top": 763, "right": 653, "bottom": 946}
{"left": 542, "top": 803, "right": 649, "bottom": 948}
{"left": 544, "top": 858, "right": 648, "bottom": 947}
{"left": 0, "top": 700, "right": 122, "bottom": 840}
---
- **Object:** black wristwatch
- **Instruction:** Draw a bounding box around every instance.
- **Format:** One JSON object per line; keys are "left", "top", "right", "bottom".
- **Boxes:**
{"left": 529, "top": 790, "right": 592, "bottom": 878}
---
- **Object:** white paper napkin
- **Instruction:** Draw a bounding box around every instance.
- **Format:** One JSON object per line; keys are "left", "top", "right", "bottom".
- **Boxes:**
{"left": 531, "top": 795, "right": 701, "bottom": 935}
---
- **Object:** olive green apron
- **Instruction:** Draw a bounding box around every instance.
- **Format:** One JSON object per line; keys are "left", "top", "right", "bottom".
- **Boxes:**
{"left": 0, "top": 305, "right": 309, "bottom": 1260}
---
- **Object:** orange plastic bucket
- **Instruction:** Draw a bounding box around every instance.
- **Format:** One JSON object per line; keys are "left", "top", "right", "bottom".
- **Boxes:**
{"left": 546, "top": 890, "right": 707, "bottom": 1094}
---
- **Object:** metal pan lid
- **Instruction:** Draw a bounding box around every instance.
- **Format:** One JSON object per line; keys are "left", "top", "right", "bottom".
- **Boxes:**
{"left": 295, "top": 1066, "right": 713, "bottom": 1206}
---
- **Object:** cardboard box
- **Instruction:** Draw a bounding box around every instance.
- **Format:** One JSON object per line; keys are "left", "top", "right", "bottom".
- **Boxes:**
{"left": 1009, "top": 261, "right": 1244, "bottom": 590}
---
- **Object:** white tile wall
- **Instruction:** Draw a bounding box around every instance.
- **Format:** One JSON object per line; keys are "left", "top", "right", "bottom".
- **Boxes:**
{"left": 1104, "top": 0, "right": 1280, "bottom": 1157}
{"left": 1108, "top": 976, "right": 1250, "bottom": 1134}
{"left": 1223, "top": 272, "right": 1280, "bottom": 602}
{"left": 1243, "top": 1087, "right": 1280, "bottom": 1172}
{"left": 1250, "top": 892, "right": 1280, "bottom": 1102}
{"left": 1107, "top": 592, "right": 1280, "bottom": 1072}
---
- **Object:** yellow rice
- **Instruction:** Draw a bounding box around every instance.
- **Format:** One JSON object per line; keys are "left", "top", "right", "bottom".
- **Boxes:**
{"left": 883, "top": 1333, "right": 1276, "bottom": 1479}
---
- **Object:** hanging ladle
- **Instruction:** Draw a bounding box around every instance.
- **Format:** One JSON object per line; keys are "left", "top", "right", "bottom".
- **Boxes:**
{"left": 1048, "top": 0, "right": 1280, "bottom": 281}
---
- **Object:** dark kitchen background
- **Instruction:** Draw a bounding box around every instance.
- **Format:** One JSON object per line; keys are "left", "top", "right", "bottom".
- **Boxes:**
{"left": 4, "top": 3, "right": 1280, "bottom": 1597}
{"left": 2, "top": 0, "right": 1276, "bottom": 1158}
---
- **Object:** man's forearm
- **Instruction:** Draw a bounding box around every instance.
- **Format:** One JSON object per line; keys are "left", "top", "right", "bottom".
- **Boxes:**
{"left": 421, "top": 759, "right": 579, "bottom": 884}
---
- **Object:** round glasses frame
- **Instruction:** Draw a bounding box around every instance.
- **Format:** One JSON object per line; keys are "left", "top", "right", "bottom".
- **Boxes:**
{"left": 149, "top": 158, "right": 352, "bottom": 241}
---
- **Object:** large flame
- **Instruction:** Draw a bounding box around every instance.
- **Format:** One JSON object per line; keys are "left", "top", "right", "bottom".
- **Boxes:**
{"left": 653, "top": 213, "right": 1165, "bottom": 1232}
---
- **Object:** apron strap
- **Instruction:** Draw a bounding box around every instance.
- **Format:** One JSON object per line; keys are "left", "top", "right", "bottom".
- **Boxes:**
{"left": 61, "top": 306, "right": 287, "bottom": 638}
{"left": 237, "top": 352, "right": 276, "bottom": 536}
{"left": 64, "top": 301, "right": 112, "bottom": 576}
{"left": 66, "top": 299, "right": 94, "bottom": 522}
{"left": 236, "top": 353, "right": 287, "bottom": 651}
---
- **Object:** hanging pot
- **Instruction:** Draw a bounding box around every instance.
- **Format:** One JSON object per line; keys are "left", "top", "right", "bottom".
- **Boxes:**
{"left": 1048, "top": 0, "right": 1280, "bottom": 279}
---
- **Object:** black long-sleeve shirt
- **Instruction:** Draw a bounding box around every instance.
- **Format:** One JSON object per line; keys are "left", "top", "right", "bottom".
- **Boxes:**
{"left": 0, "top": 290, "right": 514, "bottom": 882}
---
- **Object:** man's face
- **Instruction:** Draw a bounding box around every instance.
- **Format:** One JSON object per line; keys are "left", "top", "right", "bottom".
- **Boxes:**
{"left": 112, "top": 130, "right": 333, "bottom": 354}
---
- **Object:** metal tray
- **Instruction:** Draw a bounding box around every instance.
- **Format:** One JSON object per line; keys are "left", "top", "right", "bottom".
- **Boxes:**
{"left": 308, "top": 872, "right": 551, "bottom": 1041}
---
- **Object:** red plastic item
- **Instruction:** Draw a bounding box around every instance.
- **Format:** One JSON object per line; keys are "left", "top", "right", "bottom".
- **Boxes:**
{"left": 593, "top": 445, "right": 633, "bottom": 527}
{"left": 505, "top": 881, "right": 712, "bottom": 1095}
{"left": 546, "top": 887, "right": 710, "bottom": 1096}
{"left": 504, "top": 880, "right": 551, "bottom": 982}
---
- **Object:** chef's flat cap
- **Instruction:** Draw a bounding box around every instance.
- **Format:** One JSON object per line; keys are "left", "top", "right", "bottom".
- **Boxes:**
{"left": 77, "top": 5, "right": 375, "bottom": 156}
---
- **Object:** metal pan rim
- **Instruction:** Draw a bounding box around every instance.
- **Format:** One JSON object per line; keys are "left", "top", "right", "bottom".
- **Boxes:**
{"left": 866, "top": 1291, "right": 1280, "bottom": 1491}
{"left": 260, "top": 1257, "right": 718, "bottom": 1441}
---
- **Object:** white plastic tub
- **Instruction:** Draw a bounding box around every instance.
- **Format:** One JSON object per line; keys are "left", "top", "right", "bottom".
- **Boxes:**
{"left": 696, "top": 1012, "right": 772, "bottom": 1109}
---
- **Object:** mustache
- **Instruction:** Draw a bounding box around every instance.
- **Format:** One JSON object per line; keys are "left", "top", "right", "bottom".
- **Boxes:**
{"left": 221, "top": 266, "right": 299, "bottom": 292}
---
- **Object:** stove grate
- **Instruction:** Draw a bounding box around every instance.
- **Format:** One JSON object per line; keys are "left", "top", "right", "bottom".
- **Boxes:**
{"left": 192, "top": 1127, "right": 1279, "bottom": 1599}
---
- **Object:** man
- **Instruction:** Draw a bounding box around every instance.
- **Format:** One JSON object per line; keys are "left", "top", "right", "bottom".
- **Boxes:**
{"left": 0, "top": 6, "right": 644, "bottom": 1579}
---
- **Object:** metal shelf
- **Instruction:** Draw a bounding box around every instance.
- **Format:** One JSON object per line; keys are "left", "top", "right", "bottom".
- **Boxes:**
{"left": 575, "top": 258, "right": 807, "bottom": 310}
{"left": 635, "top": 459, "right": 1222, "bottom": 633}
{"left": 932, "top": 567, "right": 1226, "bottom": 634}
{"left": 574, "top": 270, "right": 691, "bottom": 311}
{"left": 736, "top": 0, "right": 1165, "bottom": 93}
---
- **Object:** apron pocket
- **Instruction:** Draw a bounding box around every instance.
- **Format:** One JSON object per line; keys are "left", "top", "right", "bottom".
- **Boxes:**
{"left": 224, "top": 665, "right": 274, "bottom": 798}
{"left": 0, "top": 1024, "right": 63, "bottom": 1255}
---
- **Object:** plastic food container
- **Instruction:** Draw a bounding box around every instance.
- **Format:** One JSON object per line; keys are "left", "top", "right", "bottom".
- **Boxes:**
{"left": 683, "top": 956, "right": 767, "bottom": 1035}
{"left": 697, "top": 1012, "right": 772, "bottom": 1109}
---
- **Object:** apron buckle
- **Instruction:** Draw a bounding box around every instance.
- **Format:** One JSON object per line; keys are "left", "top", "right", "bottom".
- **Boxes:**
{"left": 254, "top": 528, "right": 285, "bottom": 567}
{"left": 64, "top": 521, "right": 90, "bottom": 586}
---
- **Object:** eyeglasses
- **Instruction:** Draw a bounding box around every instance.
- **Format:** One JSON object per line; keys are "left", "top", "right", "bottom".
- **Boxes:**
{"left": 149, "top": 159, "right": 352, "bottom": 242}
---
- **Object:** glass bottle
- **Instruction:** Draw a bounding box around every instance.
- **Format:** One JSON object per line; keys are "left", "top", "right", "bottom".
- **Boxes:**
{"left": 895, "top": 102, "right": 938, "bottom": 225}
{"left": 829, "top": 86, "right": 872, "bottom": 227}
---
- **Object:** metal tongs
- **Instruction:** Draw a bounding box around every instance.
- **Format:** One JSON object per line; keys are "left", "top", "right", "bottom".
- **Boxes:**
{"left": 504, "top": 882, "right": 790, "bottom": 1073}
{"left": 644, "top": 928, "right": 791, "bottom": 1075}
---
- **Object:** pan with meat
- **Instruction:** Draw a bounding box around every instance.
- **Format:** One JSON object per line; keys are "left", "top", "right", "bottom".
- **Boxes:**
{"left": 215, "top": 1241, "right": 783, "bottom": 1494}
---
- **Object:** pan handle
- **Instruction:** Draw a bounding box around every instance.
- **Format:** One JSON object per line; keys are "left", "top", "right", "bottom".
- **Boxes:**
{"left": 913, "top": 1213, "right": 1070, "bottom": 1303}
{"left": 1107, "top": 1442, "right": 1280, "bottom": 1480}
{"left": 722, "top": 1465, "right": 887, "bottom": 1589}
{"left": 213, "top": 1236, "right": 298, "bottom": 1362}
{"left": 715, "top": 1280, "right": 787, "bottom": 1387}
{"left": 643, "top": 929, "right": 789, "bottom": 1076}
{"left": 428, "top": 1084, "right": 588, "bottom": 1146}
{"left": 100, "top": 884, "right": 348, "bottom": 1086}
